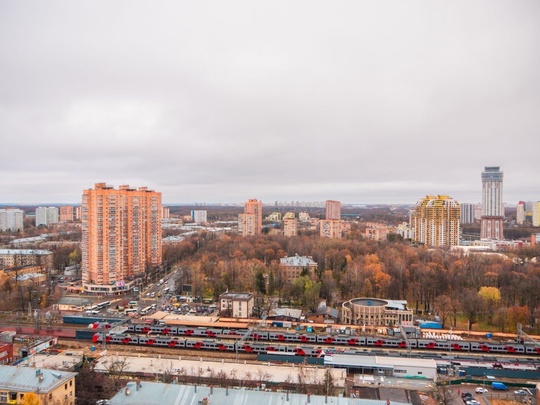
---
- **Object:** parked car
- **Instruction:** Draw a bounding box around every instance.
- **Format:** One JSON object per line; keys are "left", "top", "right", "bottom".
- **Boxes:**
{"left": 475, "top": 388, "right": 488, "bottom": 394}
{"left": 461, "top": 393, "right": 473, "bottom": 398}
{"left": 466, "top": 400, "right": 480, "bottom": 405}
{"left": 514, "top": 390, "right": 528, "bottom": 395}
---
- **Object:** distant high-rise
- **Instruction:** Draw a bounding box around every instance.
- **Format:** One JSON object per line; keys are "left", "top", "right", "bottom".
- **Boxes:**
{"left": 460, "top": 203, "right": 475, "bottom": 224}
{"left": 191, "top": 210, "right": 207, "bottom": 224}
{"left": 59, "top": 206, "right": 75, "bottom": 222}
{"left": 81, "top": 183, "right": 162, "bottom": 294}
{"left": 320, "top": 219, "right": 342, "bottom": 239}
{"left": 480, "top": 166, "right": 504, "bottom": 240}
{"left": 0, "top": 208, "right": 24, "bottom": 232}
{"left": 516, "top": 201, "right": 525, "bottom": 225}
{"left": 532, "top": 202, "right": 540, "bottom": 227}
{"left": 283, "top": 217, "right": 298, "bottom": 237}
{"left": 325, "top": 200, "right": 341, "bottom": 220}
{"left": 238, "top": 199, "right": 262, "bottom": 236}
{"left": 36, "top": 206, "right": 59, "bottom": 226}
{"left": 410, "top": 195, "right": 460, "bottom": 247}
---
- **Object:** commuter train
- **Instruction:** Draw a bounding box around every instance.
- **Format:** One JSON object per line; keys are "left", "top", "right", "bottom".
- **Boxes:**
{"left": 91, "top": 333, "right": 325, "bottom": 357}
{"left": 97, "top": 323, "right": 540, "bottom": 356}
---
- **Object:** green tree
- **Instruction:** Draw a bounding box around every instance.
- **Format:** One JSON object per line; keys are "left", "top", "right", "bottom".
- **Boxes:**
{"left": 255, "top": 271, "right": 266, "bottom": 295}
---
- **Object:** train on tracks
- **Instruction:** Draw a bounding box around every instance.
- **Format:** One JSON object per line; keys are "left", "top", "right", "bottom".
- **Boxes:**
{"left": 76, "top": 322, "right": 540, "bottom": 357}
{"left": 90, "top": 332, "right": 324, "bottom": 356}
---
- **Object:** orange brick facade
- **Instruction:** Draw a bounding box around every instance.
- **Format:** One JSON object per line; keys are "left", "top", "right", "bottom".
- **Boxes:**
{"left": 81, "top": 183, "right": 162, "bottom": 293}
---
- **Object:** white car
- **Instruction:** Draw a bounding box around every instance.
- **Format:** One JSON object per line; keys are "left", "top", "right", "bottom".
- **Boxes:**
{"left": 514, "top": 390, "right": 527, "bottom": 395}
{"left": 466, "top": 400, "right": 480, "bottom": 405}
{"left": 475, "top": 388, "right": 488, "bottom": 394}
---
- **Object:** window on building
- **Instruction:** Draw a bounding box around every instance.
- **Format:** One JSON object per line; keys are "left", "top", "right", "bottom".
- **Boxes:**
{"left": 65, "top": 383, "right": 68, "bottom": 389}
{"left": 70, "top": 380, "right": 73, "bottom": 386}
{"left": 0, "top": 393, "right": 7, "bottom": 402}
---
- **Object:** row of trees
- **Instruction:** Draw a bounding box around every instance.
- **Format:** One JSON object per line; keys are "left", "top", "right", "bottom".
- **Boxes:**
{"left": 165, "top": 231, "right": 540, "bottom": 332}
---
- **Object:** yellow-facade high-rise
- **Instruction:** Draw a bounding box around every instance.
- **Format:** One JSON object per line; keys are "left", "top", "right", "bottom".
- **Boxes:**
{"left": 411, "top": 195, "right": 460, "bottom": 247}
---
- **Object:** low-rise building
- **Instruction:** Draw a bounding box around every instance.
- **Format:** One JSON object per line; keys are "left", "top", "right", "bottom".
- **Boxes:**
{"left": 218, "top": 292, "right": 254, "bottom": 318}
{"left": 279, "top": 255, "right": 318, "bottom": 283}
{"left": 0, "top": 344, "right": 14, "bottom": 365}
{"left": 305, "top": 306, "right": 340, "bottom": 324}
{"left": 0, "top": 249, "right": 53, "bottom": 270}
{"left": 0, "top": 365, "right": 76, "bottom": 405}
{"left": 267, "top": 307, "right": 302, "bottom": 322}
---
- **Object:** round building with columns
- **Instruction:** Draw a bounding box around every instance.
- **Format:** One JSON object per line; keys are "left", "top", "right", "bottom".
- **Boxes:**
{"left": 341, "top": 298, "right": 414, "bottom": 326}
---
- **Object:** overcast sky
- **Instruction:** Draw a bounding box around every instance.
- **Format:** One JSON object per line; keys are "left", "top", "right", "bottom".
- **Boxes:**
{"left": 1, "top": 1, "right": 539, "bottom": 206}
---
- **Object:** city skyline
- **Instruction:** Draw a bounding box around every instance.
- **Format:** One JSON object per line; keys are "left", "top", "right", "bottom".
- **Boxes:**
{"left": 1, "top": 1, "right": 539, "bottom": 205}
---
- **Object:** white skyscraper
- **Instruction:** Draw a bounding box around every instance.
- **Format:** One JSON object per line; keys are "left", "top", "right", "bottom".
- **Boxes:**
{"left": 191, "top": 210, "right": 208, "bottom": 224}
{"left": 0, "top": 208, "right": 24, "bottom": 232}
{"left": 460, "top": 203, "right": 475, "bottom": 224}
{"left": 480, "top": 166, "right": 504, "bottom": 240}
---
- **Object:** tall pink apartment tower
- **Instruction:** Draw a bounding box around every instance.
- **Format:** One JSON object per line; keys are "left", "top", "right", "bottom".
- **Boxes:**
{"left": 81, "top": 183, "right": 162, "bottom": 294}
{"left": 239, "top": 199, "right": 263, "bottom": 236}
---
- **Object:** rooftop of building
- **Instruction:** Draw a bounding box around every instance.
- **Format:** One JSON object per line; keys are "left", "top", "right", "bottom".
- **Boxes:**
{"left": 219, "top": 292, "right": 253, "bottom": 301}
{"left": 324, "top": 353, "right": 436, "bottom": 371}
{"left": 306, "top": 306, "right": 339, "bottom": 319}
{"left": 0, "top": 249, "right": 52, "bottom": 255}
{"left": 345, "top": 298, "right": 409, "bottom": 311}
{"left": 268, "top": 307, "right": 303, "bottom": 320}
{"left": 0, "top": 365, "right": 76, "bottom": 393}
{"left": 280, "top": 254, "right": 318, "bottom": 267}
{"left": 107, "top": 381, "right": 403, "bottom": 405}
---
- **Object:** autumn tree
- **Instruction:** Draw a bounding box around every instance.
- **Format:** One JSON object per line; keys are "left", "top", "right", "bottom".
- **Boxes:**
{"left": 460, "top": 288, "right": 484, "bottom": 331}
{"left": 478, "top": 286, "right": 501, "bottom": 324}
{"left": 433, "top": 294, "right": 453, "bottom": 329}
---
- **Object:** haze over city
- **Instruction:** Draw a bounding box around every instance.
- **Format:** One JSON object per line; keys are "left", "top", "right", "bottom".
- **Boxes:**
{"left": 1, "top": 1, "right": 539, "bottom": 205}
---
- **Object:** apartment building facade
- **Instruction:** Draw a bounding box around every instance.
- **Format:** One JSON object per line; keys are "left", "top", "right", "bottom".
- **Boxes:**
{"left": 81, "top": 183, "right": 162, "bottom": 294}
{"left": 238, "top": 199, "right": 262, "bottom": 236}
{"left": 411, "top": 195, "right": 460, "bottom": 247}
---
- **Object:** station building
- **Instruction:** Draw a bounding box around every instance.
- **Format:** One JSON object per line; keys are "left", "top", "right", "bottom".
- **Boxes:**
{"left": 341, "top": 298, "right": 413, "bottom": 327}
{"left": 325, "top": 353, "right": 437, "bottom": 381}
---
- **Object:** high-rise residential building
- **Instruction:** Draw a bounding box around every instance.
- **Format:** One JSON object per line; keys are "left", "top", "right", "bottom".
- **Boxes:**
{"left": 59, "top": 206, "right": 75, "bottom": 222}
{"left": 460, "top": 203, "right": 475, "bottom": 224}
{"left": 325, "top": 200, "right": 341, "bottom": 220}
{"left": 0, "top": 208, "right": 24, "bottom": 232}
{"left": 238, "top": 199, "right": 262, "bottom": 236}
{"left": 36, "top": 206, "right": 59, "bottom": 226}
{"left": 191, "top": 210, "right": 207, "bottom": 224}
{"left": 299, "top": 212, "right": 310, "bottom": 222}
{"left": 410, "top": 195, "right": 460, "bottom": 247}
{"left": 283, "top": 217, "right": 298, "bottom": 237}
{"left": 532, "top": 202, "right": 540, "bottom": 227}
{"left": 81, "top": 183, "right": 162, "bottom": 294}
{"left": 75, "top": 206, "right": 82, "bottom": 221}
{"left": 481, "top": 166, "right": 504, "bottom": 240}
{"left": 162, "top": 206, "right": 170, "bottom": 219}
{"left": 320, "top": 200, "right": 342, "bottom": 238}
{"left": 320, "top": 219, "right": 342, "bottom": 238}
{"left": 516, "top": 201, "right": 525, "bottom": 225}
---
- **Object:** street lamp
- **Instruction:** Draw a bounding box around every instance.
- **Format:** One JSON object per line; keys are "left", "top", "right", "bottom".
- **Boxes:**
{"left": 449, "top": 327, "right": 452, "bottom": 354}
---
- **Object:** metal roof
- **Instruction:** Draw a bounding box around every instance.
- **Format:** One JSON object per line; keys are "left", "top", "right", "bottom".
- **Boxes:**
{"left": 324, "top": 354, "right": 436, "bottom": 370}
{"left": 280, "top": 255, "right": 318, "bottom": 267}
{"left": 107, "top": 381, "right": 410, "bottom": 405}
{"left": 0, "top": 365, "right": 76, "bottom": 393}
{"left": 0, "top": 249, "right": 52, "bottom": 255}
